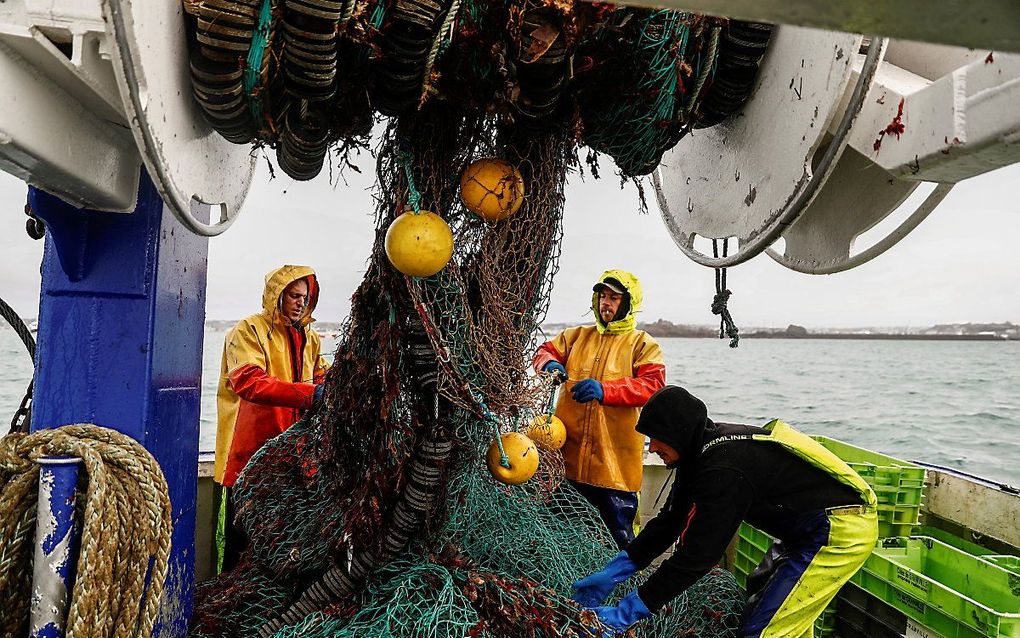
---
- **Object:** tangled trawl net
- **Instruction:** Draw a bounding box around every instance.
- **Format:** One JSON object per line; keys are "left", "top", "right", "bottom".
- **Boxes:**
{"left": 191, "top": 101, "right": 746, "bottom": 637}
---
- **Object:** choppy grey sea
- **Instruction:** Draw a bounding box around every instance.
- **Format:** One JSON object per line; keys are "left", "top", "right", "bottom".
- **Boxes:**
{"left": 2, "top": 330, "right": 1017, "bottom": 486}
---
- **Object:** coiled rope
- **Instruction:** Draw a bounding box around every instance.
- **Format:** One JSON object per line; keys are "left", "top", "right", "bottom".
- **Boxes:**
{"left": 0, "top": 424, "right": 172, "bottom": 638}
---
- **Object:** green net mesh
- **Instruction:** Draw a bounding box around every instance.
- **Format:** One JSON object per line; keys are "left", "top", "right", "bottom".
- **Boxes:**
{"left": 186, "top": 0, "right": 764, "bottom": 635}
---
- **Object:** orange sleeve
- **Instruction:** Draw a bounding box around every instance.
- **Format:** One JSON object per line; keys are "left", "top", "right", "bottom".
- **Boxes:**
{"left": 601, "top": 362, "right": 666, "bottom": 407}
{"left": 228, "top": 363, "right": 316, "bottom": 409}
{"left": 532, "top": 341, "right": 565, "bottom": 373}
{"left": 602, "top": 334, "right": 666, "bottom": 407}
{"left": 532, "top": 328, "right": 574, "bottom": 373}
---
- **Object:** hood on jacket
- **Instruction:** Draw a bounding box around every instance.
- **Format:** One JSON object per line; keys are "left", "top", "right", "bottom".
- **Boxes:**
{"left": 591, "top": 269, "right": 643, "bottom": 335}
{"left": 262, "top": 265, "right": 319, "bottom": 327}
{"left": 636, "top": 386, "right": 712, "bottom": 465}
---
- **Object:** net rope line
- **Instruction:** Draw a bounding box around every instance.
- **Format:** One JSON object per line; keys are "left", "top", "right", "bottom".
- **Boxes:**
{"left": 408, "top": 282, "right": 510, "bottom": 467}
{"left": 244, "top": 0, "right": 274, "bottom": 131}
{"left": 684, "top": 24, "right": 721, "bottom": 118}
{"left": 420, "top": 0, "right": 463, "bottom": 102}
{"left": 0, "top": 424, "right": 172, "bottom": 638}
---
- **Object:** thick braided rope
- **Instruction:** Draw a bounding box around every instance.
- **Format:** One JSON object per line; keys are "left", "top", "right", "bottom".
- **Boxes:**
{"left": 0, "top": 425, "right": 172, "bottom": 638}
{"left": 684, "top": 25, "right": 721, "bottom": 117}
{"left": 420, "top": 0, "right": 462, "bottom": 101}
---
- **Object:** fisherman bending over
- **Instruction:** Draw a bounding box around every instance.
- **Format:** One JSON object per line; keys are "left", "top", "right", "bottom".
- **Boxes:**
{"left": 573, "top": 385, "right": 878, "bottom": 637}
{"left": 213, "top": 265, "right": 330, "bottom": 571}
{"left": 533, "top": 270, "right": 666, "bottom": 548}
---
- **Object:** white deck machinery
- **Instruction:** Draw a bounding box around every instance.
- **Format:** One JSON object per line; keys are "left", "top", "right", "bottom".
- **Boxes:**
{"left": 1, "top": 1, "right": 1018, "bottom": 636}
{"left": 1, "top": 2, "right": 1019, "bottom": 245}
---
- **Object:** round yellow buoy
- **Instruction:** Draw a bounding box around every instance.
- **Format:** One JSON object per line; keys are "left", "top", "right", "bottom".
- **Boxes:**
{"left": 384, "top": 210, "right": 454, "bottom": 277}
{"left": 486, "top": 432, "right": 539, "bottom": 485}
{"left": 460, "top": 158, "right": 525, "bottom": 221}
{"left": 525, "top": 414, "right": 566, "bottom": 451}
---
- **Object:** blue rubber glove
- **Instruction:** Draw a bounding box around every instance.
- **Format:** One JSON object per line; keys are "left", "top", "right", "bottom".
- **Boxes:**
{"left": 594, "top": 590, "right": 652, "bottom": 634}
{"left": 542, "top": 361, "right": 568, "bottom": 384}
{"left": 571, "top": 551, "right": 637, "bottom": 607}
{"left": 312, "top": 384, "right": 325, "bottom": 404}
{"left": 571, "top": 378, "right": 604, "bottom": 404}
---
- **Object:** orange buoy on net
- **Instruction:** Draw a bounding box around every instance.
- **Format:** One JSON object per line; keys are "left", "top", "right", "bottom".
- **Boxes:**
{"left": 459, "top": 158, "right": 525, "bottom": 221}
{"left": 384, "top": 210, "right": 454, "bottom": 277}
{"left": 486, "top": 432, "right": 539, "bottom": 485}
{"left": 524, "top": 414, "right": 566, "bottom": 451}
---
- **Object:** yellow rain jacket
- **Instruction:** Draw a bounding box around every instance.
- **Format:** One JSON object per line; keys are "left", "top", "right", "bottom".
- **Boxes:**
{"left": 533, "top": 270, "right": 666, "bottom": 492}
{"left": 214, "top": 265, "right": 330, "bottom": 486}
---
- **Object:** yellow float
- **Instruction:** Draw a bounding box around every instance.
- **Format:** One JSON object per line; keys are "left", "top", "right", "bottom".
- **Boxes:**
{"left": 486, "top": 432, "right": 540, "bottom": 485}
{"left": 384, "top": 210, "right": 454, "bottom": 277}
{"left": 524, "top": 414, "right": 566, "bottom": 451}
{"left": 460, "top": 158, "right": 525, "bottom": 221}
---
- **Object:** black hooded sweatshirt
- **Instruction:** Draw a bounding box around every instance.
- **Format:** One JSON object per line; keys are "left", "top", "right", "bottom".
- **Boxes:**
{"left": 628, "top": 386, "right": 863, "bottom": 612}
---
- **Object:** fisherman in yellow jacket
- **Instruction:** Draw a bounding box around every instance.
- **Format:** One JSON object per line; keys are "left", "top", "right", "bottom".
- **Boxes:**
{"left": 213, "top": 265, "right": 330, "bottom": 571}
{"left": 532, "top": 269, "right": 666, "bottom": 547}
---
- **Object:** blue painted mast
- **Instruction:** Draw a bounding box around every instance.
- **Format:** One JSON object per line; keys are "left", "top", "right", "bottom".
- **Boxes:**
{"left": 28, "top": 170, "right": 209, "bottom": 637}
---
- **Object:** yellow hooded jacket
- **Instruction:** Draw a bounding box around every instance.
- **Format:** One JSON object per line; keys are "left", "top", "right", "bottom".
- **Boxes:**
{"left": 214, "top": 265, "right": 330, "bottom": 486}
{"left": 533, "top": 270, "right": 666, "bottom": 492}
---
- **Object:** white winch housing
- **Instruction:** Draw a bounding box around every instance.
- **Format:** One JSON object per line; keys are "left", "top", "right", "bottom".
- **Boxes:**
{"left": 0, "top": 0, "right": 256, "bottom": 235}
{"left": 653, "top": 25, "right": 1020, "bottom": 273}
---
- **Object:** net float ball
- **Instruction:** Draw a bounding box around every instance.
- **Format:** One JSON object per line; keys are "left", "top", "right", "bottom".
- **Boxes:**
{"left": 384, "top": 210, "right": 454, "bottom": 277}
{"left": 486, "top": 432, "right": 540, "bottom": 485}
{"left": 525, "top": 414, "right": 566, "bottom": 451}
{"left": 460, "top": 158, "right": 525, "bottom": 221}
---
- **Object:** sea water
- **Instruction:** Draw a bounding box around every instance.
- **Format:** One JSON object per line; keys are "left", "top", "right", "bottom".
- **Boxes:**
{"left": 2, "top": 329, "right": 1017, "bottom": 486}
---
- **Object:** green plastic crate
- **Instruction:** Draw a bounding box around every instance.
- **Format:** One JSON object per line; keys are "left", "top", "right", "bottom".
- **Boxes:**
{"left": 984, "top": 555, "right": 1020, "bottom": 576}
{"left": 815, "top": 602, "right": 837, "bottom": 638}
{"left": 909, "top": 528, "right": 1020, "bottom": 576}
{"left": 734, "top": 523, "right": 774, "bottom": 586}
{"left": 851, "top": 537, "right": 1020, "bottom": 638}
{"left": 912, "top": 526, "right": 998, "bottom": 557}
{"left": 837, "top": 582, "right": 908, "bottom": 638}
{"left": 812, "top": 436, "right": 926, "bottom": 537}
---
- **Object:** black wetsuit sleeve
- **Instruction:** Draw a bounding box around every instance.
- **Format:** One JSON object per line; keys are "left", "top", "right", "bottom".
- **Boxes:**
{"left": 636, "top": 467, "right": 755, "bottom": 612}
{"left": 624, "top": 487, "right": 691, "bottom": 571}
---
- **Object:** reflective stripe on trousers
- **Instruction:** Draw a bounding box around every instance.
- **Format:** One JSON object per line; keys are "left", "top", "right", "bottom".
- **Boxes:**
{"left": 741, "top": 506, "right": 877, "bottom": 638}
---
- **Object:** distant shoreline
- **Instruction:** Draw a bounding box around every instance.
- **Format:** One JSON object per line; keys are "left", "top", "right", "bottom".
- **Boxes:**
{"left": 537, "top": 320, "right": 1019, "bottom": 342}
{"left": 7, "top": 320, "right": 1015, "bottom": 342}
{"left": 724, "top": 332, "right": 1013, "bottom": 342}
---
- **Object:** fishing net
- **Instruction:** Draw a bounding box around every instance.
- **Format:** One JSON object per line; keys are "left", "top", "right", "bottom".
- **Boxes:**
{"left": 187, "top": 0, "right": 764, "bottom": 635}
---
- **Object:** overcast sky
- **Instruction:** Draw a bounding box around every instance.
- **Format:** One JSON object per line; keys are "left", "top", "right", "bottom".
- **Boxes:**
{"left": 1, "top": 151, "right": 1017, "bottom": 329}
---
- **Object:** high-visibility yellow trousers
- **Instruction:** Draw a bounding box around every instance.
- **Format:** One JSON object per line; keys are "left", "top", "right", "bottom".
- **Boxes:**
{"left": 741, "top": 506, "right": 878, "bottom": 638}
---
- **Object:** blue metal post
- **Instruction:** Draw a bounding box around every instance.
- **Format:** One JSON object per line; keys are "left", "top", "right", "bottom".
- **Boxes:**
{"left": 29, "top": 170, "right": 210, "bottom": 638}
{"left": 30, "top": 456, "right": 82, "bottom": 638}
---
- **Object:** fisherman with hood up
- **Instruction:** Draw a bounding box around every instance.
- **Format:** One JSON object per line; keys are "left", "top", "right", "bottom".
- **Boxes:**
{"left": 532, "top": 269, "right": 666, "bottom": 548}
{"left": 571, "top": 386, "right": 879, "bottom": 637}
{"left": 213, "top": 265, "right": 330, "bottom": 571}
